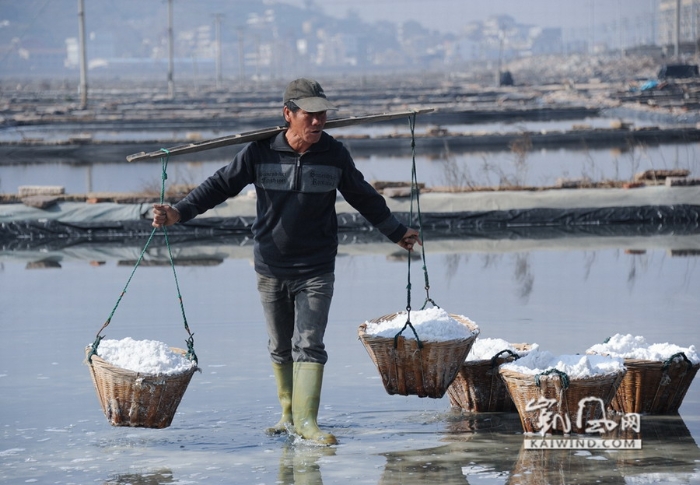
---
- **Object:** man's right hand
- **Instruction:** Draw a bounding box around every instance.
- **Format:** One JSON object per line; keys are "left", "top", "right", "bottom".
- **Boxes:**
{"left": 152, "top": 204, "right": 181, "bottom": 228}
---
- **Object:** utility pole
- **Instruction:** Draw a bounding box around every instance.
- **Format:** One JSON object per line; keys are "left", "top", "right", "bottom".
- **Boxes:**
{"left": 215, "top": 14, "right": 223, "bottom": 89}
{"left": 675, "top": 0, "right": 681, "bottom": 58}
{"left": 77, "top": 0, "right": 88, "bottom": 109}
{"left": 168, "top": 0, "right": 175, "bottom": 98}
{"left": 650, "top": 0, "right": 657, "bottom": 45}
{"left": 618, "top": 0, "right": 623, "bottom": 55}
{"left": 254, "top": 34, "right": 260, "bottom": 79}
{"left": 590, "top": 0, "right": 596, "bottom": 55}
{"left": 496, "top": 30, "right": 504, "bottom": 86}
{"left": 237, "top": 26, "right": 245, "bottom": 82}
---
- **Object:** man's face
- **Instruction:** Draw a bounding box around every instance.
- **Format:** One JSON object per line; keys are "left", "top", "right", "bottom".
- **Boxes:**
{"left": 284, "top": 107, "right": 327, "bottom": 151}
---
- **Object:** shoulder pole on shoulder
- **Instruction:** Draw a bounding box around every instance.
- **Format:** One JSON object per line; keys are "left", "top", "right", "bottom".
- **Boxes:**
{"left": 126, "top": 108, "right": 434, "bottom": 163}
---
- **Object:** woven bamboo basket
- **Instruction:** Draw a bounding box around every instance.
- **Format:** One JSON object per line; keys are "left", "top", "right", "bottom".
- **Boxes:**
{"left": 447, "top": 343, "right": 532, "bottom": 413}
{"left": 499, "top": 366, "right": 626, "bottom": 434}
{"left": 358, "top": 313, "right": 479, "bottom": 398}
{"left": 85, "top": 346, "right": 198, "bottom": 428}
{"left": 591, "top": 352, "right": 700, "bottom": 415}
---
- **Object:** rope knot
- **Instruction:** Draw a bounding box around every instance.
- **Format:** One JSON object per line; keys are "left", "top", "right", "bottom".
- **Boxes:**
{"left": 535, "top": 368, "right": 570, "bottom": 390}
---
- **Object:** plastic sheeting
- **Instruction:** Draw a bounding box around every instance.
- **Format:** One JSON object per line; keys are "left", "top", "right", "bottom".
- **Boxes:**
{"left": 2, "top": 187, "right": 699, "bottom": 254}
{"left": 2, "top": 205, "right": 699, "bottom": 252}
{"left": 0, "top": 201, "right": 149, "bottom": 223}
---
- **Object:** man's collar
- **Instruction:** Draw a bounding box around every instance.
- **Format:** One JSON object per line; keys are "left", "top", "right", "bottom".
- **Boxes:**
{"left": 270, "top": 130, "right": 330, "bottom": 153}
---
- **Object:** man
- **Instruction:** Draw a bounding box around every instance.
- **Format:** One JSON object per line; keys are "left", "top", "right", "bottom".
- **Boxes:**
{"left": 153, "top": 78, "right": 420, "bottom": 445}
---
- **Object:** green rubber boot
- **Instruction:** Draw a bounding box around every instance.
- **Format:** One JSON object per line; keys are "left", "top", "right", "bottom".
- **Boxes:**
{"left": 265, "top": 362, "right": 294, "bottom": 435}
{"left": 292, "top": 362, "right": 338, "bottom": 445}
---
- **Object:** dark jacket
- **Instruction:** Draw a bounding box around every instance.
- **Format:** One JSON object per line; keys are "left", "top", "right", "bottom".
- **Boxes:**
{"left": 175, "top": 131, "right": 407, "bottom": 278}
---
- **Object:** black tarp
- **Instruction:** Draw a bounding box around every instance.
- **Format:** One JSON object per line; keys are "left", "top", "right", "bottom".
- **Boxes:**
{"left": 658, "top": 64, "right": 699, "bottom": 79}
{"left": 2, "top": 205, "right": 699, "bottom": 252}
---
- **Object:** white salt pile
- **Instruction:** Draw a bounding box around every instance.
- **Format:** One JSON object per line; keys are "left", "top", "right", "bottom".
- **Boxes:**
{"left": 500, "top": 349, "right": 625, "bottom": 378}
{"left": 587, "top": 334, "right": 700, "bottom": 364}
{"left": 466, "top": 338, "right": 539, "bottom": 361}
{"left": 94, "top": 337, "right": 197, "bottom": 375}
{"left": 364, "top": 307, "right": 477, "bottom": 342}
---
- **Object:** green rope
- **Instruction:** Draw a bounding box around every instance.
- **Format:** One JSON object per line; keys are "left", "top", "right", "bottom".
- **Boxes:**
{"left": 535, "top": 368, "right": 570, "bottom": 389}
{"left": 406, "top": 114, "right": 436, "bottom": 312}
{"left": 159, "top": 149, "right": 197, "bottom": 364}
{"left": 394, "top": 112, "right": 428, "bottom": 349}
{"left": 88, "top": 225, "right": 159, "bottom": 362}
{"left": 490, "top": 349, "right": 520, "bottom": 368}
{"left": 393, "top": 318, "right": 423, "bottom": 349}
{"left": 162, "top": 211, "right": 197, "bottom": 363}
{"left": 662, "top": 352, "right": 692, "bottom": 372}
{"left": 89, "top": 149, "right": 197, "bottom": 364}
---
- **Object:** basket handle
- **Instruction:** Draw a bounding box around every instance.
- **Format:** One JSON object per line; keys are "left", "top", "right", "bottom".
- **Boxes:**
{"left": 393, "top": 317, "right": 424, "bottom": 349}
{"left": 490, "top": 349, "right": 520, "bottom": 368}
{"left": 535, "top": 368, "right": 570, "bottom": 390}
{"left": 87, "top": 150, "right": 197, "bottom": 365}
{"left": 662, "top": 352, "right": 693, "bottom": 372}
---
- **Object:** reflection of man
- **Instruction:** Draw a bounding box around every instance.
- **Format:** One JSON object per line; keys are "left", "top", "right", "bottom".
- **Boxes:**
{"left": 153, "top": 78, "right": 420, "bottom": 445}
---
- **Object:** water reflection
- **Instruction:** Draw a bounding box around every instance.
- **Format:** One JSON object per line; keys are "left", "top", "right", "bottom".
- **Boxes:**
{"left": 610, "top": 416, "right": 700, "bottom": 483}
{"left": 276, "top": 445, "right": 336, "bottom": 485}
{"left": 2, "top": 223, "right": 698, "bottom": 484}
{"left": 378, "top": 413, "right": 700, "bottom": 485}
{"left": 513, "top": 253, "right": 534, "bottom": 302}
{"left": 104, "top": 469, "right": 175, "bottom": 485}
{"left": 1, "top": 141, "right": 699, "bottom": 194}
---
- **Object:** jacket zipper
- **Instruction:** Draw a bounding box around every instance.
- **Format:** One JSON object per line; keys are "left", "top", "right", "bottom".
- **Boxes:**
{"left": 294, "top": 154, "right": 302, "bottom": 191}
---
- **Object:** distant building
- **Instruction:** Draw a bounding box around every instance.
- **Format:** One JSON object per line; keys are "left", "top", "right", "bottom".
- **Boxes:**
{"left": 658, "top": 0, "right": 700, "bottom": 53}
{"left": 531, "top": 28, "right": 563, "bottom": 56}
{"left": 463, "top": 15, "right": 563, "bottom": 61}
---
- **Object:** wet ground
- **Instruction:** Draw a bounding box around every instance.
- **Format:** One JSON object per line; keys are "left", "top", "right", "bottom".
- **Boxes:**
{"left": 2, "top": 106, "right": 700, "bottom": 484}
{"left": 1, "top": 231, "right": 699, "bottom": 484}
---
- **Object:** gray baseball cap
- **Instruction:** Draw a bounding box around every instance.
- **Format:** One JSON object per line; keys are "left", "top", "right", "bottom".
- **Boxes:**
{"left": 283, "top": 78, "right": 337, "bottom": 112}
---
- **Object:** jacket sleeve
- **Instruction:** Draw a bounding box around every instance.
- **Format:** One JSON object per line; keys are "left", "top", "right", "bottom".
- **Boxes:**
{"left": 174, "top": 144, "right": 256, "bottom": 223}
{"left": 336, "top": 147, "right": 408, "bottom": 243}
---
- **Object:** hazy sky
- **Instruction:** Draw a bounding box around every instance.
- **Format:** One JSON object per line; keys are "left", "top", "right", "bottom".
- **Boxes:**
{"left": 281, "top": 0, "right": 656, "bottom": 35}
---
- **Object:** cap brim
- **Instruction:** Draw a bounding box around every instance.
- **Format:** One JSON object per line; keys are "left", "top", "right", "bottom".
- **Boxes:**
{"left": 294, "top": 97, "right": 337, "bottom": 112}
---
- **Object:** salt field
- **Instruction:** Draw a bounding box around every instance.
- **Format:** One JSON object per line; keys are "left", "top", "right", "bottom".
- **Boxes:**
{"left": 2, "top": 93, "right": 700, "bottom": 484}
{"left": 3, "top": 3, "right": 700, "bottom": 481}
{"left": 1, "top": 229, "right": 699, "bottom": 484}
{"left": 2, "top": 139, "right": 700, "bottom": 196}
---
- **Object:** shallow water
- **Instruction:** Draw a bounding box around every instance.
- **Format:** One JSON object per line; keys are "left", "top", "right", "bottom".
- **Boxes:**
{"left": 0, "top": 117, "right": 670, "bottom": 144}
{"left": 2, "top": 141, "right": 699, "bottom": 196}
{"left": 1, "top": 232, "right": 699, "bottom": 484}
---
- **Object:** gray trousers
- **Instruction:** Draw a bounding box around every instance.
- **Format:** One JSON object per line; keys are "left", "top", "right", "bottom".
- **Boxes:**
{"left": 256, "top": 272, "right": 335, "bottom": 365}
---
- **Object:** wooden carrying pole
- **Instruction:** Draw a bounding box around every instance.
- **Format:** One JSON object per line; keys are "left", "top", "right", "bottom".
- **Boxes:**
{"left": 126, "top": 108, "right": 434, "bottom": 162}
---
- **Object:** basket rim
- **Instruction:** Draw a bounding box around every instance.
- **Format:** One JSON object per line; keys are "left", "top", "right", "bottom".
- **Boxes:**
{"left": 358, "top": 312, "right": 479, "bottom": 343}
{"left": 85, "top": 345, "right": 198, "bottom": 378}
{"left": 618, "top": 358, "right": 700, "bottom": 367}
{"left": 587, "top": 350, "right": 700, "bottom": 367}
{"left": 498, "top": 365, "right": 626, "bottom": 382}
{"left": 464, "top": 342, "right": 534, "bottom": 365}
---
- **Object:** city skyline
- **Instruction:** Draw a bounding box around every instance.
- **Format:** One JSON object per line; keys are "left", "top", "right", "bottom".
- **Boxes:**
{"left": 280, "top": 0, "right": 658, "bottom": 36}
{"left": 0, "top": 0, "right": 688, "bottom": 80}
